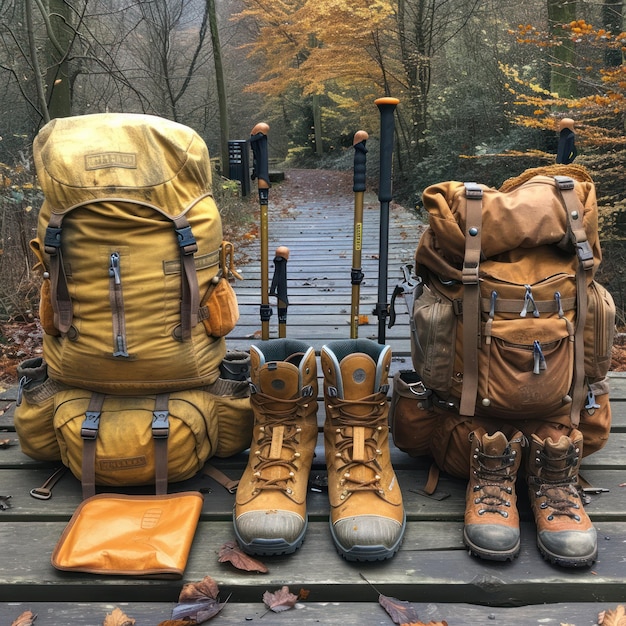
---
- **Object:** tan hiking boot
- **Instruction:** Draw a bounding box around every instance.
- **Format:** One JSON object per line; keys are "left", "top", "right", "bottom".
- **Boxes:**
{"left": 321, "top": 339, "right": 405, "bottom": 561}
{"left": 463, "top": 429, "right": 523, "bottom": 562}
{"left": 526, "top": 428, "right": 597, "bottom": 567}
{"left": 234, "top": 339, "right": 318, "bottom": 555}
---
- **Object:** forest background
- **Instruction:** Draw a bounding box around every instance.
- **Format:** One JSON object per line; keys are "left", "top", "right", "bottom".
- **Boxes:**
{"left": 0, "top": 0, "right": 624, "bottom": 332}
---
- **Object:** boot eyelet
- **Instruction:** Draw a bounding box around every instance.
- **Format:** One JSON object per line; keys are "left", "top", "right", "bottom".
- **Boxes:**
{"left": 478, "top": 509, "right": 486, "bottom": 515}
{"left": 474, "top": 498, "right": 481, "bottom": 504}
{"left": 286, "top": 488, "right": 293, "bottom": 495}
{"left": 547, "top": 514, "right": 554, "bottom": 521}
{"left": 294, "top": 452, "right": 301, "bottom": 458}
{"left": 502, "top": 511, "right": 509, "bottom": 518}
{"left": 574, "top": 515, "right": 580, "bottom": 521}
{"left": 540, "top": 502, "right": 548, "bottom": 509}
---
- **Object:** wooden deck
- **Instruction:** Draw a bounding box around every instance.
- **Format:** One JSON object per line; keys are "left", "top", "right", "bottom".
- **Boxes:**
{"left": 1, "top": 169, "right": 625, "bottom": 624}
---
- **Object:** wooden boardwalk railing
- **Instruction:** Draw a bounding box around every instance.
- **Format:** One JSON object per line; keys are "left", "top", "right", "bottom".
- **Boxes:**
{"left": 1, "top": 169, "right": 625, "bottom": 625}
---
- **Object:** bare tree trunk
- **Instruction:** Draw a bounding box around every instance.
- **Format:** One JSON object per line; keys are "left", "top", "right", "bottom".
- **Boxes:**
{"left": 24, "top": 0, "right": 50, "bottom": 123}
{"left": 547, "top": 0, "right": 578, "bottom": 98}
{"left": 207, "top": 0, "right": 229, "bottom": 175}
{"left": 44, "top": 0, "right": 73, "bottom": 118}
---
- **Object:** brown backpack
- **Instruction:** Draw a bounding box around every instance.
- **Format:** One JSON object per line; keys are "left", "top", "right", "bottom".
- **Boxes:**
{"left": 392, "top": 168, "right": 614, "bottom": 478}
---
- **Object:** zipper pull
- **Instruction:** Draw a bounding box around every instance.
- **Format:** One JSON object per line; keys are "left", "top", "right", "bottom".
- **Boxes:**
{"left": 109, "top": 252, "right": 121, "bottom": 285}
{"left": 485, "top": 291, "right": 497, "bottom": 345}
{"left": 533, "top": 340, "right": 546, "bottom": 374}
{"left": 521, "top": 285, "right": 540, "bottom": 318}
{"left": 554, "top": 291, "right": 564, "bottom": 317}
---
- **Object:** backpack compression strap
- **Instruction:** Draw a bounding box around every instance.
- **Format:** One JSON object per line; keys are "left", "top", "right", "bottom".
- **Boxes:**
{"left": 459, "top": 182, "right": 483, "bottom": 416}
{"left": 555, "top": 175, "right": 594, "bottom": 428}
{"left": 80, "top": 393, "right": 171, "bottom": 499}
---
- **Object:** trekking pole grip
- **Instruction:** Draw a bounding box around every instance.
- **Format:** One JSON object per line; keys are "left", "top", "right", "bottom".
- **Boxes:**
{"left": 353, "top": 130, "right": 368, "bottom": 193}
{"left": 250, "top": 122, "right": 270, "bottom": 191}
{"left": 375, "top": 97, "right": 399, "bottom": 203}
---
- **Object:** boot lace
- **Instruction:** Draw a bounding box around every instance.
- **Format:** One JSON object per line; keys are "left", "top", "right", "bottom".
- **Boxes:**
{"left": 327, "top": 392, "right": 389, "bottom": 501}
{"left": 472, "top": 439, "right": 521, "bottom": 518}
{"left": 531, "top": 445, "right": 582, "bottom": 521}
{"left": 249, "top": 389, "right": 313, "bottom": 496}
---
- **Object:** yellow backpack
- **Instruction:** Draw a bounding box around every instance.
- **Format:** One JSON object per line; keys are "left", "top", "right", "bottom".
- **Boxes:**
{"left": 31, "top": 113, "right": 233, "bottom": 394}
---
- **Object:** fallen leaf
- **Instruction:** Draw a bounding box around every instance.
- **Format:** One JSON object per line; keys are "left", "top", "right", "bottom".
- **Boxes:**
{"left": 0, "top": 439, "right": 15, "bottom": 448}
{"left": 262, "top": 585, "right": 299, "bottom": 613}
{"left": 358, "top": 315, "right": 370, "bottom": 325}
{"left": 102, "top": 607, "right": 135, "bottom": 625}
{"left": 379, "top": 593, "right": 420, "bottom": 624}
{"left": 11, "top": 610, "right": 37, "bottom": 626}
{"left": 598, "top": 604, "right": 626, "bottom": 625}
{"left": 218, "top": 540, "right": 268, "bottom": 573}
{"left": 171, "top": 575, "right": 228, "bottom": 623}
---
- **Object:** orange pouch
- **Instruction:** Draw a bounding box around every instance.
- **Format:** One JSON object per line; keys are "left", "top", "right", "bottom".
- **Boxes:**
{"left": 51, "top": 492, "right": 203, "bottom": 578}
{"left": 200, "top": 277, "right": 239, "bottom": 337}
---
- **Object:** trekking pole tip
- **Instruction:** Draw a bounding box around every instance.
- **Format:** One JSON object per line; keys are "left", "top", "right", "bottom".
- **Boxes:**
{"left": 353, "top": 130, "right": 369, "bottom": 145}
{"left": 275, "top": 245, "right": 290, "bottom": 260}
{"left": 251, "top": 122, "right": 270, "bottom": 136}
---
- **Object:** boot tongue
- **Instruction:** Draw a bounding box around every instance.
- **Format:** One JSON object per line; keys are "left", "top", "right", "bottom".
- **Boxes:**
{"left": 257, "top": 361, "right": 300, "bottom": 399}
{"left": 482, "top": 432, "right": 509, "bottom": 471}
{"left": 339, "top": 353, "right": 377, "bottom": 401}
{"left": 542, "top": 435, "right": 574, "bottom": 479}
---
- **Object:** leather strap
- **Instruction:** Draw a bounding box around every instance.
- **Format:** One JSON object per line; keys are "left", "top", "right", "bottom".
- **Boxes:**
{"left": 80, "top": 392, "right": 106, "bottom": 500}
{"left": 556, "top": 176, "right": 593, "bottom": 428}
{"left": 203, "top": 464, "right": 240, "bottom": 493}
{"left": 172, "top": 215, "right": 199, "bottom": 341}
{"left": 44, "top": 212, "right": 73, "bottom": 334}
{"left": 152, "top": 393, "right": 170, "bottom": 496}
{"left": 460, "top": 183, "right": 483, "bottom": 416}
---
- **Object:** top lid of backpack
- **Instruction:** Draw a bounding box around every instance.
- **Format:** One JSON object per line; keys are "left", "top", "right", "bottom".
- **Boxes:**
{"left": 33, "top": 113, "right": 212, "bottom": 217}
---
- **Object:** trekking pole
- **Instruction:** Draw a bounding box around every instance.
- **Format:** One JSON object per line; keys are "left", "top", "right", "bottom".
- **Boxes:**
{"left": 556, "top": 117, "right": 577, "bottom": 164}
{"left": 250, "top": 122, "right": 271, "bottom": 340}
{"left": 270, "top": 245, "right": 289, "bottom": 337}
{"left": 350, "top": 130, "right": 368, "bottom": 339}
{"left": 373, "top": 97, "right": 399, "bottom": 344}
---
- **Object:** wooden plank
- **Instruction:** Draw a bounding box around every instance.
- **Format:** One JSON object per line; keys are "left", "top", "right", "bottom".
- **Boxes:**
{"left": 0, "top": 520, "right": 625, "bottom": 604}
{"left": 0, "top": 465, "right": 623, "bottom": 525}
{"left": 1, "top": 600, "right": 623, "bottom": 626}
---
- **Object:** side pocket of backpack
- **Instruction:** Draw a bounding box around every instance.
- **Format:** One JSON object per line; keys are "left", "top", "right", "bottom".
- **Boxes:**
{"left": 14, "top": 358, "right": 65, "bottom": 461}
{"left": 584, "top": 282, "right": 615, "bottom": 380}
{"left": 389, "top": 370, "right": 439, "bottom": 457}
{"left": 411, "top": 283, "right": 456, "bottom": 393}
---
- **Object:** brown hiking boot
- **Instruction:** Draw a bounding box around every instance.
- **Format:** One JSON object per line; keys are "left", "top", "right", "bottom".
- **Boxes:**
{"left": 321, "top": 339, "right": 405, "bottom": 562}
{"left": 463, "top": 429, "right": 523, "bottom": 562}
{"left": 234, "top": 339, "right": 318, "bottom": 555}
{"left": 526, "top": 428, "right": 597, "bottom": 567}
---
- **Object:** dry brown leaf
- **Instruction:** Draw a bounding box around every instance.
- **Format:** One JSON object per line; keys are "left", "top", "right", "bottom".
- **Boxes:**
{"left": 598, "top": 604, "right": 626, "bottom": 625}
{"left": 401, "top": 622, "right": 448, "bottom": 626}
{"left": 262, "top": 585, "right": 299, "bottom": 613}
{"left": 156, "top": 621, "right": 190, "bottom": 626}
{"left": 102, "top": 607, "right": 135, "bottom": 625}
{"left": 379, "top": 593, "right": 420, "bottom": 624}
{"left": 171, "top": 575, "right": 228, "bottom": 623}
{"left": 11, "top": 610, "right": 37, "bottom": 626}
{"left": 218, "top": 540, "right": 268, "bottom": 573}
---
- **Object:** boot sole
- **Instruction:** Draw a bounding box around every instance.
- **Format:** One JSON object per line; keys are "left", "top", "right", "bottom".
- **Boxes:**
{"left": 537, "top": 540, "right": 597, "bottom": 568}
{"left": 330, "top": 517, "right": 406, "bottom": 562}
{"left": 463, "top": 530, "right": 520, "bottom": 562}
